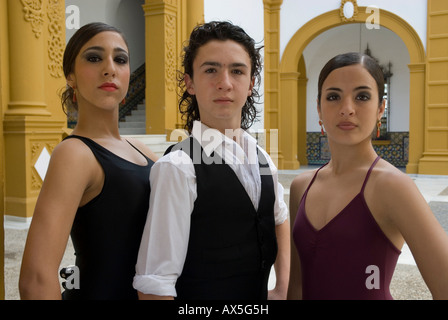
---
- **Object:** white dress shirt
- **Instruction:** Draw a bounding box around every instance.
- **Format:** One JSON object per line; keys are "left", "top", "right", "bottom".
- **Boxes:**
{"left": 133, "top": 121, "right": 288, "bottom": 297}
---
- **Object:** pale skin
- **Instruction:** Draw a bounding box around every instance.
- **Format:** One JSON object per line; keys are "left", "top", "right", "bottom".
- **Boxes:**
{"left": 19, "top": 31, "right": 158, "bottom": 299}
{"left": 138, "top": 39, "right": 290, "bottom": 300}
{"left": 287, "top": 64, "right": 448, "bottom": 300}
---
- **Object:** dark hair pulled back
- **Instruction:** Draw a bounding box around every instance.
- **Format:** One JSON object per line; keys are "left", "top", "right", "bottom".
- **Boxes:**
{"left": 317, "top": 52, "right": 385, "bottom": 106}
{"left": 61, "top": 22, "right": 128, "bottom": 114}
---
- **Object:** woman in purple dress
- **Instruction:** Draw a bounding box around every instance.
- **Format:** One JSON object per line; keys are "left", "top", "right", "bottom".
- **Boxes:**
{"left": 288, "top": 52, "right": 448, "bottom": 300}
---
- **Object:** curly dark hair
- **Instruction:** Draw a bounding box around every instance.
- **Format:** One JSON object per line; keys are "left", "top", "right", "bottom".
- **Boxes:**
{"left": 178, "top": 21, "right": 263, "bottom": 133}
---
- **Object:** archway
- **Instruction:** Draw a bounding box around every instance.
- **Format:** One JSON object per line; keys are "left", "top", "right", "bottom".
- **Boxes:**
{"left": 277, "top": 8, "right": 425, "bottom": 172}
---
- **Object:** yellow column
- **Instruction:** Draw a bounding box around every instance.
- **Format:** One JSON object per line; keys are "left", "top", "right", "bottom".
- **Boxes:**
{"left": 263, "top": 0, "right": 286, "bottom": 168}
{"left": 0, "top": 0, "right": 6, "bottom": 299}
{"left": 6, "top": 0, "right": 49, "bottom": 117}
{"left": 143, "top": 0, "right": 203, "bottom": 135}
{"left": 297, "top": 55, "right": 308, "bottom": 166}
{"left": 406, "top": 63, "right": 426, "bottom": 173}
{"left": 418, "top": 0, "right": 448, "bottom": 174}
{"left": 143, "top": 0, "right": 179, "bottom": 135}
{"left": 4, "top": 0, "right": 66, "bottom": 219}
{"left": 177, "top": 0, "right": 204, "bottom": 129}
{"left": 279, "top": 71, "right": 300, "bottom": 169}
{"left": 185, "top": 0, "right": 203, "bottom": 32}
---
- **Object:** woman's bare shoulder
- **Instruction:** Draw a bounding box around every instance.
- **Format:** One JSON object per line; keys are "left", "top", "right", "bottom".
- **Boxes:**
{"left": 48, "top": 137, "right": 100, "bottom": 176}
{"left": 369, "top": 159, "right": 424, "bottom": 211}
{"left": 290, "top": 169, "right": 318, "bottom": 191}
{"left": 290, "top": 169, "right": 319, "bottom": 204}
{"left": 373, "top": 159, "right": 415, "bottom": 190}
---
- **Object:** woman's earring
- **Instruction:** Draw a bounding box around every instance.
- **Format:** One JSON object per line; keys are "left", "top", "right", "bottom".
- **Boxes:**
{"left": 376, "top": 120, "right": 381, "bottom": 138}
{"left": 319, "top": 120, "right": 325, "bottom": 136}
{"left": 71, "top": 86, "right": 77, "bottom": 103}
{"left": 121, "top": 98, "right": 126, "bottom": 105}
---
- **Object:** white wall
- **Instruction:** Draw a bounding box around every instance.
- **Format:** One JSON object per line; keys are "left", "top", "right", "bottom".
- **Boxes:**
{"left": 304, "top": 23, "right": 410, "bottom": 132}
{"left": 65, "top": 0, "right": 145, "bottom": 72}
{"left": 204, "top": 0, "right": 264, "bottom": 44}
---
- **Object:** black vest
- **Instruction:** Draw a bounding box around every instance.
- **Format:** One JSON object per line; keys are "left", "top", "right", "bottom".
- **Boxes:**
{"left": 165, "top": 137, "right": 277, "bottom": 300}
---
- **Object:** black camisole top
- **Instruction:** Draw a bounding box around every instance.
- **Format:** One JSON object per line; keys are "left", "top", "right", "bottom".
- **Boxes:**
{"left": 62, "top": 135, "right": 154, "bottom": 300}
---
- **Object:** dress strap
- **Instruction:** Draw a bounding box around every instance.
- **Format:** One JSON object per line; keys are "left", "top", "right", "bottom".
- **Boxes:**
{"left": 360, "top": 156, "right": 381, "bottom": 194}
{"left": 300, "top": 163, "right": 328, "bottom": 203}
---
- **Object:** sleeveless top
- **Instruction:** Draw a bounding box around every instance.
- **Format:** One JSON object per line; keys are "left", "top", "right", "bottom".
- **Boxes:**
{"left": 293, "top": 156, "right": 401, "bottom": 300}
{"left": 166, "top": 137, "right": 278, "bottom": 300}
{"left": 62, "top": 135, "right": 154, "bottom": 300}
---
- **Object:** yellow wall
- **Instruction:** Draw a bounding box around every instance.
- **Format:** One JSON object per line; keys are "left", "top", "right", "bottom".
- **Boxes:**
{"left": 144, "top": 0, "right": 204, "bottom": 136}
{"left": 3, "top": 0, "right": 66, "bottom": 220}
{"left": 418, "top": 0, "right": 448, "bottom": 174}
{"left": 263, "top": 0, "right": 283, "bottom": 168}
{"left": 0, "top": 0, "right": 8, "bottom": 300}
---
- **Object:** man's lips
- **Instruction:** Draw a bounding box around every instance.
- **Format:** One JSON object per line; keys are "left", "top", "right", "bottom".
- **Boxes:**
{"left": 99, "top": 83, "right": 118, "bottom": 91}
{"left": 214, "top": 98, "right": 233, "bottom": 104}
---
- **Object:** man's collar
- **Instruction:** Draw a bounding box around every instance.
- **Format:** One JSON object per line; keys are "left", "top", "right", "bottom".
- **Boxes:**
{"left": 191, "top": 121, "right": 257, "bottom": 157}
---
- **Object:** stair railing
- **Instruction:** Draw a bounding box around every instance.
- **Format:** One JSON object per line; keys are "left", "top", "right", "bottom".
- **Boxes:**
{"left": 119, "top": 63, "right": 146, "bottom": 122}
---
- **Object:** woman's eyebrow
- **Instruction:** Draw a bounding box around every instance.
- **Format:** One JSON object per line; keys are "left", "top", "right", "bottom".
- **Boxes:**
{"left": 325, "top": 86, "right": 372, "bottom": 91}
{"left": 354, "top": 85, "right": 372, "bottom": 91}
{"left": 325, "top": 87, "right": 342, "bottom": 92}
{"left": 82, "top": 46, "right": 128, "bottom": 55}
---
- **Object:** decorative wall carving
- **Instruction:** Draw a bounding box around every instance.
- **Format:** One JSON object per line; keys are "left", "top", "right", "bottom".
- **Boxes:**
{"left": 340, "top": 0, "right": 358, "bottom": 22}
{"left": 21, "top": 0, "right": 44, "bottom": 38}
{"left": 31, "top": 142, "right": 43, "bottom": 189}
{"left": 31, "top": 141, "right": 57, "bottom": 189}
{"left": 47, "top": 0, "right": 64, "bottom": 78}
{"left": 165, "top": 13, "right": 176, "bottom": 91}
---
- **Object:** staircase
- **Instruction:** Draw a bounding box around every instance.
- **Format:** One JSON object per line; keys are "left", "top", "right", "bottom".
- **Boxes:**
{"left": 119, "top": 103, "right": 146, "bottom": 135}
{"left": 119, "top": 103, "right": 173, "bottom": 157}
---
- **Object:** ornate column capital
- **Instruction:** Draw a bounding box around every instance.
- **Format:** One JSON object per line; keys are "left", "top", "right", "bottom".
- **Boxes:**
{"left": 20, "top": 0, "right": 44, "bottom": 38}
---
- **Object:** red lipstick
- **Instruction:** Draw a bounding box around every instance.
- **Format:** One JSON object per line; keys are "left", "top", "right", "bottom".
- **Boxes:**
{"left": 337, "top": 121, "right": 357, "bottom": 130}
{"left": 99, "top": 82, "right": 118, "bottom": 92}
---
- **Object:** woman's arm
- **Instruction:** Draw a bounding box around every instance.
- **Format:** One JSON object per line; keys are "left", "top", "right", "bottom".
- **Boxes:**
{"left": 378, "top": 171, "right": 448, "bottom": 299}
{"left": 19, "top": 140, "right": 98, "bottom": 299}
{"left": 287, "top": 172, "right": 314, "bottom": 300}
{"left": 269, "top": 219, "right": 290, "bottom": 300}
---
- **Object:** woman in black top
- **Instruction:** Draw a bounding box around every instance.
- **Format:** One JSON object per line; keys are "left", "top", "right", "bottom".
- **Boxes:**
{"left": 19, "top": 22, "right": 157, "bottom": 299}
